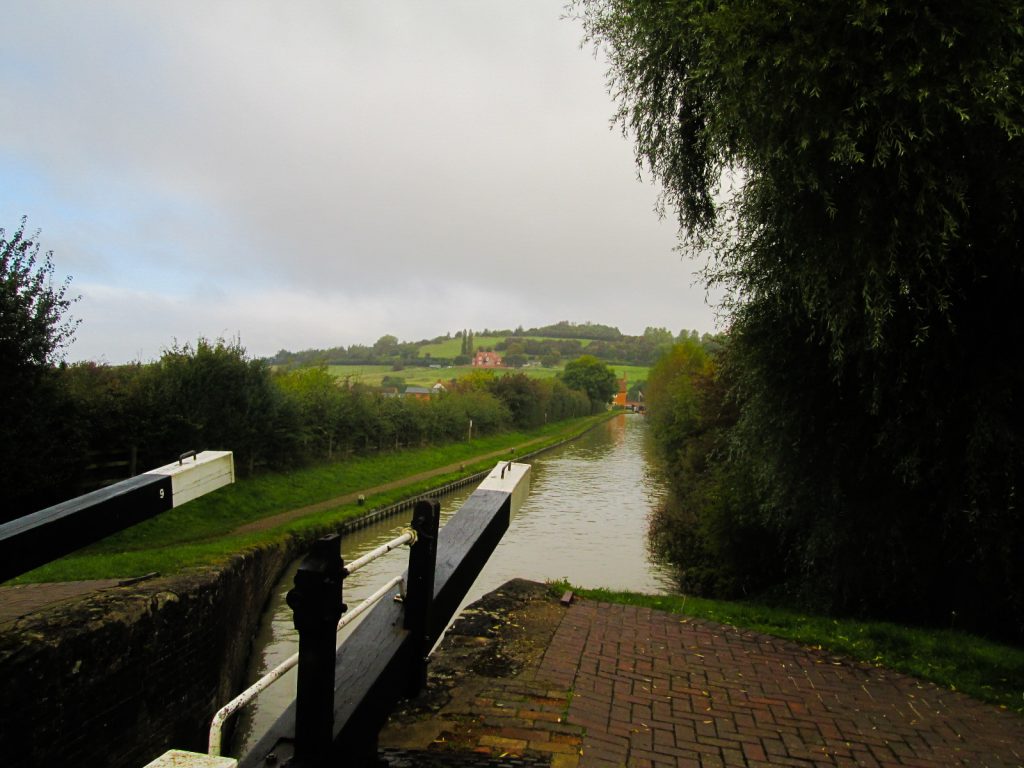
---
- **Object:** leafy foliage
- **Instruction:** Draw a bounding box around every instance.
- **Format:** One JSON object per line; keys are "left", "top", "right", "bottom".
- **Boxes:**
{"left": 560, "top": 355, "right": 619, "bottom": 412}
{"left": 0, "top": 220, "right": 82, "bottom": 517}
{"left": 646, "top": 341, "right": 777, "bottom": 597}
{"left": 3, "top": 326, "right": 596, "bottom": 518}
{"left": 0, "top": 218, "right": 79, "bottom": 370}
{"left": 581, "top": 0, "right": 1024, "bottom": 638}
{"left": 521, "top": 320, "right": 623, "bottom": 341}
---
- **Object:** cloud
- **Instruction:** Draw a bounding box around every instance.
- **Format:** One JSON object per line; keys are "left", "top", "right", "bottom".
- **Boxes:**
{"left": 2, "top": 1, "right": 719, "bottom": 364}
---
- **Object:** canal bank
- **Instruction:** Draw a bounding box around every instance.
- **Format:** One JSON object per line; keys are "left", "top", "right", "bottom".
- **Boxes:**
{"left": 0, "top": 414, "right": 620, "bottom": 768}
{"left": 0, "top": 544, "right": 298, "bottom": 768}
{"left": 380, "top": 580, "right": 1024, "bottom": 767}
{"left": 231, "top": 412, "right": 675, "bottom": 756}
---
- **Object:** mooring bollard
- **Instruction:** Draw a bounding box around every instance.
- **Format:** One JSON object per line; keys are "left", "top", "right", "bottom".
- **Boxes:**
{"left": 403, "top": 498, "right": 440, "bottom": 698}
{"left": 286, "top": 534, "right": 345, "bottom": 766}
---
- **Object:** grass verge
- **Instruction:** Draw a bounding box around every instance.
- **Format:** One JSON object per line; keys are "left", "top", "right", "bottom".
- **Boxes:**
{"left": 550, "top": 582, "right": 1024, "bottom": 714}
{"left": 7, "top": 413, "right": 613, "bottom": 585}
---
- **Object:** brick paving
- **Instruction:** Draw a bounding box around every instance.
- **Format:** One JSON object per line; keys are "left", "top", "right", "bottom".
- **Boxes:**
{"left": 8, "top": 575, "right": 1020, "bottom": 767}
{"left": 543, "top": 599, "right": 1024, "bottom": 767}
{"left": 380, "top": 581, "right": 1024, "bottom": 768}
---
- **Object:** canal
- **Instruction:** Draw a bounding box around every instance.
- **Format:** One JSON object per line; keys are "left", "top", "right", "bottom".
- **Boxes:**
{"left": 230, "top": 412, "right": 676, "bottom": 756}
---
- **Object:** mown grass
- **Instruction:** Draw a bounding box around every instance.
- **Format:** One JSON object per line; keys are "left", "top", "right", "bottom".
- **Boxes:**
{"left": 551, "top": 583, "right": 1024, "bottom": 713}
{"left": 7, "top": 415, "right": 612, "bottom": 585}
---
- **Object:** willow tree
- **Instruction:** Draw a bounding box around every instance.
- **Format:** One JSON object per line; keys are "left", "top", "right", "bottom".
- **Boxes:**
{"left": 579, "top": 0, "right": 1024, "bottom": 636}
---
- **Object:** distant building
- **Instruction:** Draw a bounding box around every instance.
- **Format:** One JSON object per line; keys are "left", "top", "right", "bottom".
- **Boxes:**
{"left": 612, "top": 376, "right": 629, "bottom": 408}
{"left": 472, "top": 350, "right": 504, "bottom": 368}
{"left": 431, "top": 381, "right": 448, "bottom": 394}
{"left": 404, "top": 385, "right": 432, "bottom": 401}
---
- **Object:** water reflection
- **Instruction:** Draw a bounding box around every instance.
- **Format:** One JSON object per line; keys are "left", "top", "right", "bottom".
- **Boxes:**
{"left": 230, "top": 412, "right": 674, "bottom": 756}
{"left": 470, "top": 412, "right": 676, "bottom": 599}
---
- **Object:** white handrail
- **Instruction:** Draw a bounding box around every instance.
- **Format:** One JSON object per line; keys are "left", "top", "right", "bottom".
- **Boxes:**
{"left": 345, "top": 530, "right": 415, "bottom": 575}
{"left": 207, "top": 574, "right": 405, "bottom": 756}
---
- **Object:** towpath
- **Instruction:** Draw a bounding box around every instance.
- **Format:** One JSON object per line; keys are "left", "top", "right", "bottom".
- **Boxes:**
{"left": 0, "top": 435, "right": 551, "bottom": 626}
{"left": 380, "top": 580, "right": 1024, "bottom": 768}
{"left": 232, "top": 435, "right": 549, "bottom": 535}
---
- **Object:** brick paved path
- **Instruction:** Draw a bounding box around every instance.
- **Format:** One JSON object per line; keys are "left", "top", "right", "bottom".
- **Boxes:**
{"left": 542, "top": 600, "right": 1024, "bottom": 768}
{"left": 380, "top": 581, "right": 1024, "bottom": 768}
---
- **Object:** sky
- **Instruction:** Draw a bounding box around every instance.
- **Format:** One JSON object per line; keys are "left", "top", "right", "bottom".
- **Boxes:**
{"left": 1, "top": 1, "right": 720, "bottom": 364}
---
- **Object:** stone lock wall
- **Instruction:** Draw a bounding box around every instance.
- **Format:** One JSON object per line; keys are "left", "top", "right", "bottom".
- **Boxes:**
{"left": 0, "top": 541, "right": 301, "bottom": 768}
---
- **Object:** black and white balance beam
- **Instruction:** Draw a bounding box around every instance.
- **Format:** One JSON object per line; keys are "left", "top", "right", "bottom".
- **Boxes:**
{"left": 0, "top": 450, "right": 234, "bottom": 583}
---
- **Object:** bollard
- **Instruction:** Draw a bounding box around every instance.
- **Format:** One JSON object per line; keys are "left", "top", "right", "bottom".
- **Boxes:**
{"left": 403, "top": 499, "right": 440, "bottom": 698}
{"left": 286, "top": 534, "right": 345, "bottom": 766}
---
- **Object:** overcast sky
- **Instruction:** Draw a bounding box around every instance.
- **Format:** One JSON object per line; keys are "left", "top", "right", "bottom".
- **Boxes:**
{"left": 2, "top": 1, "right": 719, "bottom": 364}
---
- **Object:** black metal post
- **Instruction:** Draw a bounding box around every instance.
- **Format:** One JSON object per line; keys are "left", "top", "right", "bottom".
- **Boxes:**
{"left": 286, "top": 534, "right": 345, "bottom": 766}
{"left": 403, "top": 499, "right": 440, "bottom": 697}
{"left": 239, "top": 464, "right": 531, "bottom": 768}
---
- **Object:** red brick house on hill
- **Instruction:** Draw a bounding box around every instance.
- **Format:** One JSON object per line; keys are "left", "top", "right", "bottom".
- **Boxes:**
{"left": 472, "top": 350, "right": 504, "bottom": 368}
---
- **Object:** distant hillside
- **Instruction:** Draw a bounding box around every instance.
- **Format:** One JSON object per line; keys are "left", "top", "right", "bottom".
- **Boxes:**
{"left": 268, "top": 322, "right": 721, "bottom": 370}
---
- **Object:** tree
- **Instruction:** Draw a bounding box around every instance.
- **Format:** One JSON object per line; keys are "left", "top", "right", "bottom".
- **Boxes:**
{"left": 561, "top": 355, "right": 618, "bottom": 413}
{"left": 144, "top": 337, "right": 298, "bottom": 475}
{"left": 643, "top": 326, "right": 673, "bottom": 349}
{"left": 373, "top": 334, "right": 399, "bottom": 357}
{"left": 645, "top": 340, "right": 711, "bottom": 458}
{"left": 626, "top": 379, "right": 645, "bottom": 403}
{"left": 275, "top": 366, "right": 345, "bottom": 459}
{"left": 0, "top": 219, "right": 82, "bottom": 517}
{"left": 489, "top": 373, "right": 544, "bottom": 428}
{"left": 580, "top": 0, "right": 1024, "bottom": 637}
{"left": 0, "top": 218, "right": 79, "bottom": 372}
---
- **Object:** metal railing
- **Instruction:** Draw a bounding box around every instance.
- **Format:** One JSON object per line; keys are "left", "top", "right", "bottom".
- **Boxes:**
{"left": 226, "top": 460, "right": 530, "bottom": 768}
{"left": 206, "top": 527, "right": 419, "bottom": 756}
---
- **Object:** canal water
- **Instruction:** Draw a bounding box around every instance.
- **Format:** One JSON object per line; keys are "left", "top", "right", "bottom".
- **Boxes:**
{"left": 230, "top": 412, "right": 676, "bottom": 756}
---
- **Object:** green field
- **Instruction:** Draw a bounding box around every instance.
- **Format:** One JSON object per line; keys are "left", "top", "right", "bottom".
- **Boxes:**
{"left": 326, "top": 362, "right": 650, "bottom": 389}
{"left": 416, "top": 335, "right": 594, "bottom": 358}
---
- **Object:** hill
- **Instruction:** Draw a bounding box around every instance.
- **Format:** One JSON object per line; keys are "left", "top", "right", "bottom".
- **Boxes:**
{"left": 267, "top": 321, "right": 721, "bottom": 373}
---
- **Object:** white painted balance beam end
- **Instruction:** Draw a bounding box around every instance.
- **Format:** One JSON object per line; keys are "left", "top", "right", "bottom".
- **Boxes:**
{"left": 478, "top": 460, "right": 531, "bottom": 517}
{"left": 146, "top": 450, "right": 235, "bottom": 507}
{"left": 144, "top": 749, "right": 238, "bottom": 767}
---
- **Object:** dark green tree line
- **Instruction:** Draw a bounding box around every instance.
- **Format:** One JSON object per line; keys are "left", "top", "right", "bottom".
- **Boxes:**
{"left": 2, "top": 310, "right": 597, "bottom": 521}
{"left": 581, "top": 0, "right": 1024, "bottom": 638}
{"left": 0, "top": 219, "right": 82, "bottom": 516}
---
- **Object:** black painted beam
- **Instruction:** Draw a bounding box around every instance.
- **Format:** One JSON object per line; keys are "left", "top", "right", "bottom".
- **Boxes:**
{"left": 238, "top": 473, "right": 526, "bottom": 768}
{"left": 0, "top": 451, "right": 234, "bottom": 583}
